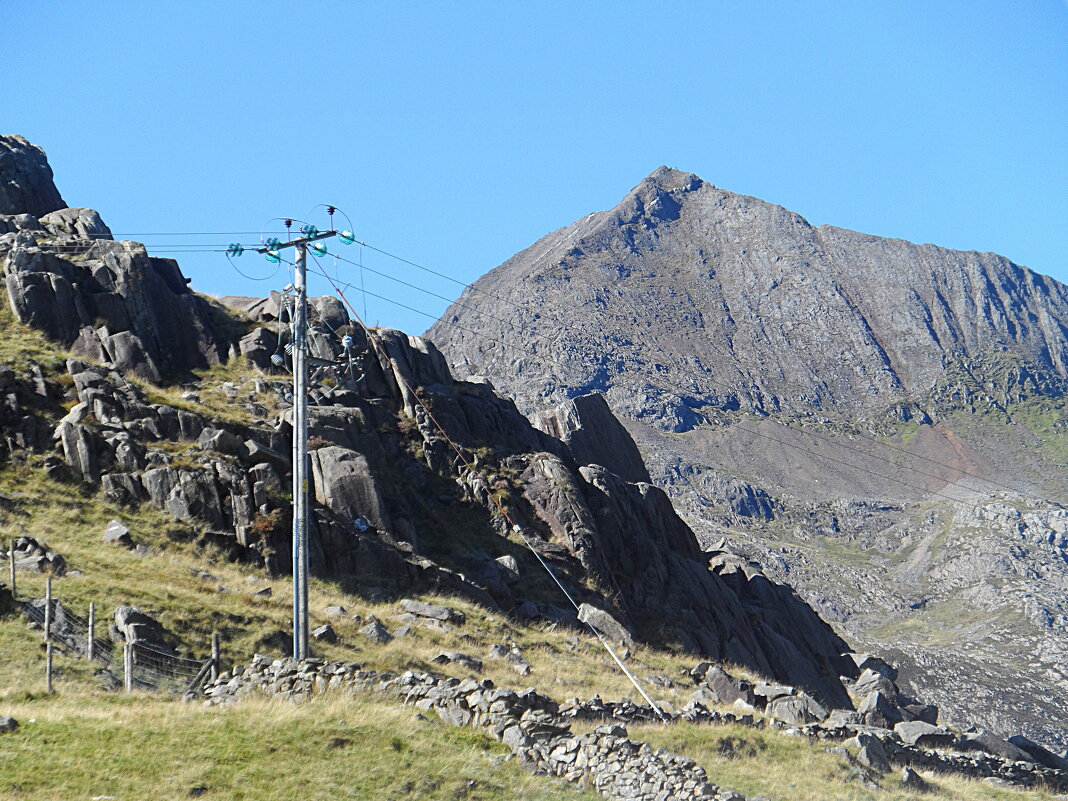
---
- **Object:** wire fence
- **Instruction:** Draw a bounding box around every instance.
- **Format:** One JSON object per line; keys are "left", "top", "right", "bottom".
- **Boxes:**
{"left": 19, "top": 591, "right": 217, "bottom": 695}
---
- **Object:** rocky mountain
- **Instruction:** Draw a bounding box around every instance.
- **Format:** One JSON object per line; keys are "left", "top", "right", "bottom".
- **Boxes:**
{"left": 427, "top": 168, "right": 1068, "bottom": 746}
{"left": 0, "top": 135, "right": 874, "bottom": 709}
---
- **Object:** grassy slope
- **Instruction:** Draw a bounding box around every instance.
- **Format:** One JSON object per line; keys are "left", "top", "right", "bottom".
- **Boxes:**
{"left": 0, "top": 314, "right": 1060, "bottom": 801}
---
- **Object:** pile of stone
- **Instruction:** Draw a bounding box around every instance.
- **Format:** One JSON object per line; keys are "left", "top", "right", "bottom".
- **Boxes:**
{"left": 199, "top": 657, "right": 730, "bottom": 801}
{"left": 3, "top": 535, "right": 66, "bottom": 576}
{"left": 687, "top": 661, "right": 1068, "bottom": 791}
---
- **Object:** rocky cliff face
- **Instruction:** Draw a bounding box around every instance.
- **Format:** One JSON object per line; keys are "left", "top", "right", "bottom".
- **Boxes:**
{"left": 0, "top": 137, "right": 863, "bottom": 707}
{"left": 426, "top": 168, "right": 1068, "bottom": 746}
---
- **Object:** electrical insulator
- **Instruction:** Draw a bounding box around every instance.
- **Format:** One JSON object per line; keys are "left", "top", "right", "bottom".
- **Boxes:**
{"left": 338, "top": 230, "right": 355, "bottom": 245}
{"left": 270, "top": 354, "right": 284, "bottom": 367}
{"left": 341, "top": 335, "right": 354, "bottom": 350}
{"left": 310, "top": 241, "right": 328, "bottom": 257}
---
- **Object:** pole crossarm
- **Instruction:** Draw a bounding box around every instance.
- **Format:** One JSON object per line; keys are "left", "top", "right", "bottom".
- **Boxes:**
{"left": 254, "top": 230, "right": 338, "bottom": 253}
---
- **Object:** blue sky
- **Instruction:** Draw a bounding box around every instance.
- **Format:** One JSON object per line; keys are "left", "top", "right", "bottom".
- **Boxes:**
{"left": 9, "top": 1, "right": 1067, "bottom": 335}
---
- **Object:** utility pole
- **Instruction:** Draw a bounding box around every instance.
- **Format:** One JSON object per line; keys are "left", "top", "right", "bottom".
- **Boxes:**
{"left": 248, "top": 226, "right": 338, "bottom": 660}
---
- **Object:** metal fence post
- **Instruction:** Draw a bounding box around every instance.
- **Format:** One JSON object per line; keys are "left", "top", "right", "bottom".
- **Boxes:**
{"left": 45, "top": 641, "right": 53, "bottom": 693}
{"left": 43, "top": 576, "right": 52, "bottom": 640}
{"left": 87, "top": 602, "right": 96, "bottom": 661}
{"left": 124, "top": 642, "right": 132, "bottom": 693}
{"left": 211, "top": 631, "right": 220, "bottom": 682}
{"left": 7, "top": 539, "right": 14, "bottom": 600}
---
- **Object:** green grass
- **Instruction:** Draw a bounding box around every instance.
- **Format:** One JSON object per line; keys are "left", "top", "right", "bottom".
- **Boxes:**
{"left": 0, "top": 691, "right": 599, "bottom": 801}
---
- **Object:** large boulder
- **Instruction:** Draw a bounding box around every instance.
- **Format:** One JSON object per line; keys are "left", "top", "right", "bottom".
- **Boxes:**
{"left": 112, "top": 606, "right": 176, "bottom": 655}
{"left": 0, "top": 135, "right": 65, "bottom": 217}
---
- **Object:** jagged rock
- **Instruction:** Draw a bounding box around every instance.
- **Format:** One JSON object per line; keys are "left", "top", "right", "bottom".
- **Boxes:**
{"left": 847, "top": 654, "right": 899, "bottom": 682}
{"left": 765, "top": 693, "right": 828, "bottom": 725}
{"left": 359, "top": 617, "right": 392, "bottom": 644}
{"left": 689, "top": 664, "right": 756, "bottom": 706}
{"left": 531, "top": 393, "right": 651, "bottom": 484}
{"left": 39, "top": 207, "right": 111, "bottom": 240}
{"left": 112, "top": 606, "right": 175, "bottom": 655}
{"left": 7, "top": 536, "right": 66, "bottom": 576}
{"left": 900, "top": 767, "right": 929, "bottom": 791}
{"left": 0, "top": 716, "right": 17, "bottom": 733}
{"left": 894, "top": 721, "right": 955, "bottom": 749}
{"left": 323, "top": 605, "right": 347, "bottom": 618}
{"left": 430, "top": 652, "right": 483, "bottom": 672}
{"left": 851, "top": 668, "right": 897, "bottom": 700}
{"left": 198, "top": 428, "right": 243, "bottom": 456}
{"left": 858, "top": 690, "right": 902, "bottom": 729}
{"left": 854, "top": 733, "right": 890, "bottom": 773}
{"left": 0, "top": 135, "right": 65, "bottom": 216}
{"left": 398, "top": 599, "right": 465, "bottom": 625}
{"left": 752, "top": 683, "right": 795, "bottom": 706}
{"left": 1008, "top": 735, "right": 1068, "bottom": 771}
{"left": 311, "top": 624, "right": 337, "bottom": 644}
{"left": 309, "top": 445, "right": 391, "bottom": 532}
{"left": 103, "top": 519, "right": 135, "bottom": 549}
{"left": 241, "top": 440, "right": 290, "bottom": 473}
{"left": 958, "top": 730, "right": 1033, "bottom": 762}
{"left": 577, "top": 603, "right": 633, "bottom": 647}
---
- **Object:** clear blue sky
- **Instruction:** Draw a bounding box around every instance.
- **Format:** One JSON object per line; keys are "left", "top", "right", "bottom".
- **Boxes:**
{"left": 9, "top": 1, "right": 1068, "bottom": 335}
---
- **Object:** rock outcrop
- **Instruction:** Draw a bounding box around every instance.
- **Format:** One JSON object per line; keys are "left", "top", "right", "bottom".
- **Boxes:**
{"left": 0, "top": 135, "right": 66, "bottom": 218}
{"left": 0, "top": 137, "right": 239, "bottom": 383}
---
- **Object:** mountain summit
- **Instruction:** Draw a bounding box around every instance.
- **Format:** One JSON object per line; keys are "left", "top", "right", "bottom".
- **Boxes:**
{"left": 429, "top": 166, "right": 1068, "bottom": 432}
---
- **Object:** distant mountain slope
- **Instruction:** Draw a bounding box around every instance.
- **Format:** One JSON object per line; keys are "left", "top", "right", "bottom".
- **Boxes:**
{"left": 428, "top": 167, "right": 1068, "bottom": 432}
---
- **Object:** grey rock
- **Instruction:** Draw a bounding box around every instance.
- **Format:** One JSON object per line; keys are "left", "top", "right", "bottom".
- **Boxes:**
{"left": 577, "top": 603, "right": 633, "bottom": 647}
{"left": 198, "top": 428, "right": 243, "bottom": 456}
{"left": 0, "top": 135, "right": 66, "bottom": 216}
{"left": 0, "top": 716, "right": 17, "bottom": 733}
{"left": 311, "top": 624, "right": 338, "bottom": 644}
{"left": 39, "top": 207, "right": 111, "bottom": 240}
{"left": 531, "top": 393, "right": 651, "bottom": 484}
{"left": 894, "top": 721, "right": 955, "bottom": 749}
{"left": 958, "top": 730, "right": 1033, "bottom": 762}
{"left": 241, "top": 440, "right": 290, "bottom": 473}
{"left": 858, "top": 691, "right": 902, "bottom": 729}
{"left": 323, "top": 605, "right": 347, "bottom": 618}
{"left": 430, "top": 651, "right": 483, "bottom": 672}
{"left": 855, "top": 733, "right": 890, "bottom": 773}
{"left": 690, "top": 664, "right": 756, "bottom": 707}
{"left": 398, "top": 599, "right": 465, "bottom": 625}
{"left": 765, "top": 693, "right": 828, "bottom": 725}
{"left": 359, "top": 617, "right": 393, "bottom": 644}
{"left": 103, "top": 519, "right": 135, "bottom": 549}
{"left": 900, "top": 767, "right": 928, "bottom": 791}
{"left": 113, "top": 606, "right": 175, "bottom": 655}
{"left": 1007, "top": 735, "right": 1068, "bottom": 770}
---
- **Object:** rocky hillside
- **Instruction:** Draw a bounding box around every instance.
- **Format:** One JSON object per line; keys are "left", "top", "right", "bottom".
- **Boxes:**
{"left": 427, "top": 168, "right": 1068, "bottom": 746}
{"left": 0, "top": 135, "right": 864, "bottom": 707}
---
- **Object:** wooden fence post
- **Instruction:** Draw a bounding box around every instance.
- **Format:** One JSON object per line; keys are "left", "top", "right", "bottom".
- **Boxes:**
{"left": 87, "top": 602, "right": 96, "bottom": 661}
{"left": 124, "top": 642, "right": 132, "bottom": 693}
{"left": 44, "top": 576, "right": 52, "bottom": 640}
{"left": 211, "top": 631, "right": 220, "bottom": 682}
{"left": 45, "top": 641, "right": 53, "bottom": 693}
{"left": 7, "top": 539, "right": 14, "bottom": 600}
